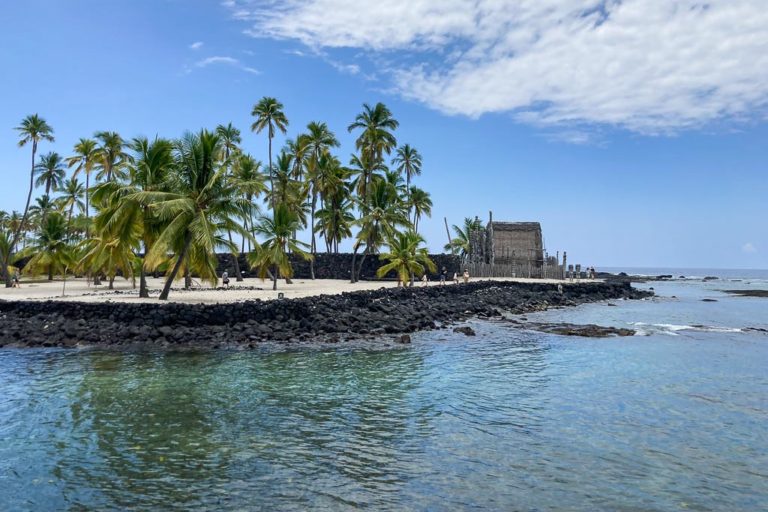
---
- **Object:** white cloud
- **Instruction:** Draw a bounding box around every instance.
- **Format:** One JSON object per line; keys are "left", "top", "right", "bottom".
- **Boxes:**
{"left": 192, "top": 56, "right": 260, "bottom": 74}
{"left": 742, "top": 242, "right": 757, "bottom": 254}
{"left": 189, "top": 41, "right": 204, "bottom": 50}
{"left": 226, "top": 0, "right": 768, "bottom": 134}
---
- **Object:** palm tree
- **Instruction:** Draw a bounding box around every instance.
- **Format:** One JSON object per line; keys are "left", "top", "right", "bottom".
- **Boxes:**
{"left": 216, "top": 123, "right": 245, "bottom": 281}
{"left": 231, "top": 153, "right": 266, "bottom": 252}
{"left": 141, "top": 130, "right": 249, "bottom": 300}
{"left": 351, "top": 180, "right": 408, "bottom": 282}
{"left": 377, "top": 231, "right": 436, "bottom": 286}
{"left": 17, "top": 211, "right": 71, "bottom": 281}
{"left": 304, "top": 122, "right": 339, "bottom": 238}
{"left": 6, "top": 114, "right": 54, "bottom": 286}
{"left": 28, "top": 194, "right": 57, "bottom": 226}
{"left": 94, "top": 131, "right": 130, "bottom": 182}
{"left": 249, "top": 203, "right": 312, "bottom": 291}
{"left": 348, "top": 152, "right": 386, "bottom": 203}
{"left": 348, "top": 102, "right": 399, "bottom": 167}
{"left": 67, "top": 138, "right": 99, "bottom": 230}
{"left": 56, "top": 177, "right": 86, "bottom": 232}
{"left": 408, "top": 186, "right": 432, "bottom": 233}
{"left": 251, "top": 97, "right": 288, "bottom": 208}
{"left": 93, "top": 136, "right": 175, "bottom": 296}
{"left": 392, "top": 144, "right": 422, "bottom": 194}
{"left": 445, "top": 217, "right": 484, "bottom": 259}
{"left": 34, "top": 152, "right": 67, "bottom": 195}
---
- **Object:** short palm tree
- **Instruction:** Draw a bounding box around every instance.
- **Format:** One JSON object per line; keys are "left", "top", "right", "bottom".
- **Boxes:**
{"left": 445, "top": 217, "right": 484, "bottom": 259}
{"left": 231, "top": 153, "right": 266, "bottom": 251}
{"left": 18, "top": 212, "right": 71, "bottom": 281}
{"left": 251, "top": 97, "right": 288, "bottom": 208}
{"left": 377, "top": 231, "right": 436, "bottom": 286}
{"left": 7, "top": 114, "right": 54, "bottom": 286}
{"left": 141, "top": 130, "right": 249, "bottom": 300}
{"left": 249, "top": 203, "right": 312, "bottom": 291}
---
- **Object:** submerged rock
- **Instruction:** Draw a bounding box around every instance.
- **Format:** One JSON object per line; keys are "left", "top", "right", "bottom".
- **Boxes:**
{"left": 522, "top": 323, "right": 636, "bottom": 338}
{"left": 453, "top": 326, "right": 477, "bottom": 337}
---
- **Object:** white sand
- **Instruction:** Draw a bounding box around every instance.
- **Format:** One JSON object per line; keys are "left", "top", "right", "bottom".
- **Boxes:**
{"left": 0, "top": 276, "right": 597, "bottom": 304}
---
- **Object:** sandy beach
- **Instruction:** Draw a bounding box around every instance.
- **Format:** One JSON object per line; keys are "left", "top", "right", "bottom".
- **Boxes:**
{"left": 0, "top": 276, "right": 593, "bottom": 304}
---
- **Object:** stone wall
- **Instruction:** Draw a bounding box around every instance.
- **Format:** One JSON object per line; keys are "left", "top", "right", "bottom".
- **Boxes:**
{"left": 217, "top": 253, "right": 462, "bottom": 281}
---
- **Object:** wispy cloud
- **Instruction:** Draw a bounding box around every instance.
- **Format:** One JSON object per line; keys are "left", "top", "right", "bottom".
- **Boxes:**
{"left": 225, "top": 0, "right": 768, "bottom": 135}
{"left": 191, "top": 55, "right": 259, "bottom": 75}
{"left": 189, "top": 41, "right": 204, "bottom": 50}
{"left": 742, "top": 242, "right": 758, "bottom": 254}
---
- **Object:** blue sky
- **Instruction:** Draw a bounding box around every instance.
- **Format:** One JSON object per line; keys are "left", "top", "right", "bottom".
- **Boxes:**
{"left": 1, "top": 0, "right": 767, "bottom": 269}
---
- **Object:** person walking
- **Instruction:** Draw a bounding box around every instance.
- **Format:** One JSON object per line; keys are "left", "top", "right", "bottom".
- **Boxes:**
{"left": 222, "top": 270, "right": 230, "bottom": 289}
{"left": 463, "top": 268, "right": 470, "bottom": 284}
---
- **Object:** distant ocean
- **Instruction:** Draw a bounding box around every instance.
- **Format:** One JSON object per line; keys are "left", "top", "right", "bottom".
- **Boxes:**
{"left": 601, "top": 266, "right": 768, "bottom": 281}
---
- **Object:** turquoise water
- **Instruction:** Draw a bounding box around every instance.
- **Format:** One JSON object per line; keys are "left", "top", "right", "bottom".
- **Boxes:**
{"left": 1, "top": 273, "right": 767, "bottom": 511}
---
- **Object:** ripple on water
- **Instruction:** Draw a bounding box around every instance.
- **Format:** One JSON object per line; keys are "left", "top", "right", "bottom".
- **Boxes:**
{"left": 1, "top": 316, "right": 767, "bottom": 510}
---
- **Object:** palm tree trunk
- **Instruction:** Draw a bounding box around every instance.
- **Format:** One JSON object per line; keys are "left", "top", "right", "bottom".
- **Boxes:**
{"left": 108, "top": 276, "right": 115, "bottom": 289}
{"left": 184, "top": 266, "right": 191, "bottom": 289}
{"left": 350, "top": 244, "right": 359, "bottom": 283}
{"left": 5, "top": 141, "right": 37, "bottom": 287}
{"left": 48, "top": 266, "right": 53, "bottom": 281}
{"left": 268, "top": 133, "right": 275, "bottom": 210}
{"left": 272, "top": 264, "right": 278, "bottom": 290}
{"left": 228, "top": 230, "right": 243, "bottom": 281}
{"left": 139, "top": 263, "right": 149, "bottom": 298}
{"left": 159, "top": 232, "right": 191, "bottom": 300}
{"left": 357, "top": 248, "right": 369, "bottom": 283}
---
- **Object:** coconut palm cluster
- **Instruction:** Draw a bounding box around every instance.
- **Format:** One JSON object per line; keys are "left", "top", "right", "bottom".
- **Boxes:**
{"left": 1, "top": 100, "right": 435, "bottom": 297}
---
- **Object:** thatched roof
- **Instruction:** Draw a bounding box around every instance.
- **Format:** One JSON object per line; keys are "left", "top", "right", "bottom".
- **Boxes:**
{"left": 488, "top": 222, "right": 541, "bottom": 232}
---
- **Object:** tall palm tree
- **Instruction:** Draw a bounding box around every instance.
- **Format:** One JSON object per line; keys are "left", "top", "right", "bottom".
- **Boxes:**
{"left": 408, "top": 186, "right": 432, "bottom": 233}
{"left": 7, "top": 114, "right": 54, "bottom": 286}
{"left": 249, "top": 203, "right": 311, "bottom": 291}
{"left": 231, "top": 153, "right": 266, "bottom": 252}
{"left": 28, "top": 194, "right": 57, "bottom": 226}
{"left": 56, "top": 177, "right": 86, "bottom": 232}
{"left": 392, "top": 144, "right": 422, "bottom": 194}
{"left": 377, "top": 231, "right": 436, "bottom": 286}
{"left": 34, "top": 152, "right": 67, "bottom": 195}
{"left": 94, "top": 131, "right": 130, "bottom": 182}
{"left": 303, "top": 121, "right": 339, "bottom": 278}
{"left": 348, "top": 102, "right": 399, "bottom": 167}
{"left": 141, "top": 130, "right": 249, "bottom": 300}
{"left": 66, "top": 138, "right": 99, "bottom": 234}
{"left": 216, "top": 123, "right": 245, "bottom": 281}
{"left": 251, "top": 97, "right": 288, "bottom": 209}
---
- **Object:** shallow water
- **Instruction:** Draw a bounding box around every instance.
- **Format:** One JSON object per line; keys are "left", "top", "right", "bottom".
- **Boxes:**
{"left": 1, "top": 274, "right": 767, "bottom": 511}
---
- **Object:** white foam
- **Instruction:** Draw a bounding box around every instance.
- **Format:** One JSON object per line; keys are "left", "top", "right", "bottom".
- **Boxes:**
{"left": 630, "top": 322, "right": 742, "bottom": 335}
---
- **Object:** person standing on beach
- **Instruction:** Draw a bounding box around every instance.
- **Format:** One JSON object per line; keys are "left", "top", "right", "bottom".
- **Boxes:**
{"left": 12, "top": 271, "right": 20, "bottom": 288}
{"left": 422, "top": 273, "right": 428, "bottom": 287}
{"left": 463, "top": 269, "right": 470, "bottom": 284}
{"left": 222, "top": 270, "right": 230, "bottom": 289}
{"left": 440, "top": 267, "right": 447, "bottom": 286}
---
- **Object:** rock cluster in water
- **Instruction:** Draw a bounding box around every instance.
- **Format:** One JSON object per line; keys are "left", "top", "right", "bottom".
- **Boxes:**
{"left": 0, "top": 281, "right": 650, "bottom": 349}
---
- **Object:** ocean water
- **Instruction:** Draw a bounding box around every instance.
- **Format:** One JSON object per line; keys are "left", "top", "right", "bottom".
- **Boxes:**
{"left": 1, "top": 271, "right": 767, "bottom": 511}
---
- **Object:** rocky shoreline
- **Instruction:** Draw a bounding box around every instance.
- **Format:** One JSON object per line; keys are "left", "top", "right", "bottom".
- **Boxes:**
{"left": 0, "top": 280, "right": 651, "bottom": 349}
